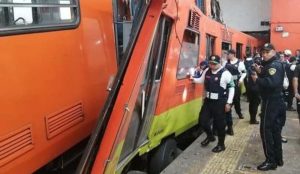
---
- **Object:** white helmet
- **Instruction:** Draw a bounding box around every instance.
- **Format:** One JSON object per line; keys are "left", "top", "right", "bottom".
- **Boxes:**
{"left": 284, "top": 49, "right": 292, "bottom": 56}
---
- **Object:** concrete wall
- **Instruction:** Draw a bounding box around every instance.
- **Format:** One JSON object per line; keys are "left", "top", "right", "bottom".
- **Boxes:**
{"left": 218, "top": 0, "right": 271, "bottom": 32}
{"left": 270, "top": 0, "right": 300, "bottom": 53}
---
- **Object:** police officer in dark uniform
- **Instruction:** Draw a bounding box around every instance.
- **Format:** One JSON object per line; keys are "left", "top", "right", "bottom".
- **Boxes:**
{"left": 247, "top": 57, "right": 262, "bottom": 124}
{"left": 193, "top": 55, "right": 235, "bottom": 153}
{"left": 251, "top": 43, "right": 286, "bottom": 171}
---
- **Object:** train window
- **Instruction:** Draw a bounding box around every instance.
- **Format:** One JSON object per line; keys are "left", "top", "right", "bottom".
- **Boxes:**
{"left": 195, "top": 0, "right": 205, "bottom": 14}
{"left": 222, "top": 42, "right": 231, "bottom": 51}
{"left": 0, "top": 7, "right": 5, "bottom": 27}
{"left": 206, "top": 34, "right": 215, "bottom": 59}
{"left": 114, "top": 0, "right": 145, "bottom": 65}
{"left": 177, "top": 29, "right": 200, "bottom": 79}
{"left": 0, "top": 0, "right": 79, "bottom": 35}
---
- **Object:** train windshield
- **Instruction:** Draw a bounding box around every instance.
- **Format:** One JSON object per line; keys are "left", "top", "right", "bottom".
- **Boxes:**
{"left": 113, "top": 0, "right": 147, "bottom": 64}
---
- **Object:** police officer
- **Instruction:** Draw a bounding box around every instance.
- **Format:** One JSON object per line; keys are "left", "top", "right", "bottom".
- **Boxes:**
{"left": 293, "top": 62, "right": 300, "bottom": 123}
{"left": 244, "top": 53, "right": 254, "bottom": 101}
{"left": 225, "top": 49, "right": 246, "bottom": 135}
{"left": 251, "top": 43, "right": 286, "bottom": 171}
{"left": 193, "top": 55, "right": 235, "bottom": 153}
{"left": 247, "top": 56, "right": 262, "bottom": 124}
{"left": 285, "top": 56, "right": 297, "bottom": 111}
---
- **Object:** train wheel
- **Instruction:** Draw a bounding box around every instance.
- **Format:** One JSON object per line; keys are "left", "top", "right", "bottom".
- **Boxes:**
{"left": 149, "top": 138, "right": 177, "bottom": 174}
{"left": 127, "top": 170, "right": 147, "bottom": 174}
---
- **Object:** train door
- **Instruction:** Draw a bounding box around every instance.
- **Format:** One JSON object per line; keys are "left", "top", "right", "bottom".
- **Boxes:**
{"left": 236, "top": 42, "right": 243, "bottom": 59}
{"left": 118, "top": 16, "right": 172, "bottom": 165}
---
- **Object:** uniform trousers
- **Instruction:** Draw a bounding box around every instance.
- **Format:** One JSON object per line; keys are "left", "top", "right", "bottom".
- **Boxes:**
{"left": 225, "top": 85, "right": 241, "bottom": 128}
{"left": 296, "top": 99, "right": 300, "bottom": 122}
{"left": 248, "top": 89, "right": 261, "bottom": 122}
{"left": 233, "top": 85, "right": 242, "bottom": 116}
{"left": 260, "top": 97, "right": 286, "bottom": 163}
{"left": 284, "top": 86, "right": 294, "bottom": 108}
{"left": 199, "top": 98, "right": 226, "bottom": 145}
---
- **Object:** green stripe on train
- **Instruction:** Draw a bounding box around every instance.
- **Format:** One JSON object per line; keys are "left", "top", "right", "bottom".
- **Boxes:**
{"left": 139, "top": 98, "right": 202, "bottom": 155}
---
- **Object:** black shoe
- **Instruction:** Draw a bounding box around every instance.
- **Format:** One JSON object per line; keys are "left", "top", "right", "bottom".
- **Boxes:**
{"left": 257, "top": 161, "right": 267, "bottom": 168}
{"left": 250, "top": 120, "right": 259, "bottom": 124}
{"left": 226, "top": 127, "right": 234, "bottom": 136}
{"left": 257, "top": 162, "right": 277, "bottom": 171}
{"left": 238, "top": 114, "right": 244, "bottom": 119}
{"left": 201, "top": 136, "right": 216, "bottom": 147}
{"left": 212, "top": 145, "right": 225, "bottom": 153}
{"left": 277, "top": 159, "right": 284, "bottom": 167}
{"left": 282, "top": 137, "right": 288, "bottom": 143}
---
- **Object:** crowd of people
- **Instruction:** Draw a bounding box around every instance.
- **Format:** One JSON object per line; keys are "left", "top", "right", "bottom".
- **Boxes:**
{"left": 191, "top": 43, "right": 300, "bottom": 171}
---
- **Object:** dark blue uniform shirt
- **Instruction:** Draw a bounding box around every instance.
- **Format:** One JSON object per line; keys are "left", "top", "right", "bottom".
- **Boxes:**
{"left": 257, "top": 56, "right": 284, "bottom": 99}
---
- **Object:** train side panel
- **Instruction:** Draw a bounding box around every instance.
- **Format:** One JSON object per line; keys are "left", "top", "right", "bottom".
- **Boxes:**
{"left": 0, "top": 0, "right": 117, "bottom": 173}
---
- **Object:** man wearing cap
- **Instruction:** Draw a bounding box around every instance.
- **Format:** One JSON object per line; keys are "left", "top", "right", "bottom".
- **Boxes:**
{"left": 193, "top": 60, "right": 208, "bottom": 78}
{"left": 224, "top": 49, "right": 247, "bottom": 135}
{"left": 251, "top": 43, "right": 286, "bottom": 171}
{"left": 192, "top": 55, "right": 235, "bottom": 153}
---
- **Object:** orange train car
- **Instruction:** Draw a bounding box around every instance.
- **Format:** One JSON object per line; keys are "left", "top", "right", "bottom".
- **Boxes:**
{"left": 77, "top": 0, "right": 260, "bottom": 174}
{"left": 0, "top": 0, "right": 119, "bottom": 173}
{"left": 0, "top": 0, "right": 260, "bottom": 173}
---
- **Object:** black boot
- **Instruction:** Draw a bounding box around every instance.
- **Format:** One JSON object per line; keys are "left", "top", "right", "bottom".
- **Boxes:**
{"left": 226, "top": 126, "right": 234, "bottom": 136}
{"left": 212, "top": 144, "right": 225, "bottom": 153}
{"left": 277, "top": 159, "right": 284, "bottom": 167}
{"left": 282, "top": 137, "right": 288, "bottom": 143}
{"left": 238, "top": 113, "right": 244, "bottom": 119}
{"left": 201, "top": 136, "right": 216, "bottom": 147}
{"left": 257, "top": 161, "right": 277, "bottom": 171}
{"left": 250, "top": 120, "right": 259, "bottom": 124}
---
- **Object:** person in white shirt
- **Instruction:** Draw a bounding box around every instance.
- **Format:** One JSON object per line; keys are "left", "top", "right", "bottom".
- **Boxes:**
{"left": 224, "top": 49, "right": 247, "bottom": 135}
{"left": 192, "top": 55, "right": 235, "bottom": 153}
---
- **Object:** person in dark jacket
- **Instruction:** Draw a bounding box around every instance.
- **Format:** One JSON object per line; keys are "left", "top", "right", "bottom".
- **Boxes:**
{"left": 247, "top": 56, "right": 262, "bottom": 124}
{"left": 251, "top": 43, "right": 286, "bottom": 171}
{"left": 284, "top": 56, "right": 297, "bottom": 110}
{"left": 244, "top": 53, "right": 254, "bottom": 101}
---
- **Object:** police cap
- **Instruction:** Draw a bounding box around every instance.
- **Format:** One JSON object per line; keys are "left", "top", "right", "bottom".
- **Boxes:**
{"left": 208, "top": 55, "right": 221, "bottom": 64}
{"left": 262, "top": 43, "right": 275, "bottom": 51}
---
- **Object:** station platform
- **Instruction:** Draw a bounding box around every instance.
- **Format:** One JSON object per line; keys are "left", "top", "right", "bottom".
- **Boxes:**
{"left": 162, "top": 100, "right": 300, "bottom": 174}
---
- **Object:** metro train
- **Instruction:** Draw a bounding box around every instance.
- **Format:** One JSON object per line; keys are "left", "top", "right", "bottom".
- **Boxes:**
{"left": 77, "top": 0, "right": 260, "bottom": 174}
{"left": 0, "top": 0, "right": 260, "bottom": 174}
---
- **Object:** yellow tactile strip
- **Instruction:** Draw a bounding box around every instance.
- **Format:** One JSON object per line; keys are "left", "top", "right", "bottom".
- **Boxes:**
{"left": 188, "top": 119, "right": 255, "bottom": 174}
